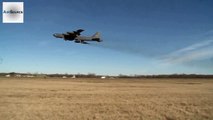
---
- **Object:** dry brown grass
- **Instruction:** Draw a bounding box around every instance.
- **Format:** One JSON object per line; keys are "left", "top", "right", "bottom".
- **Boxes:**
{"left": 0, "top": 77, "right": 213, "bottom": 120}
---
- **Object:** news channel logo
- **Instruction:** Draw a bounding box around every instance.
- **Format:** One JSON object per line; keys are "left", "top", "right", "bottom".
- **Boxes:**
{"left": 2, "top": 2, "right": 24, "bottom": 23}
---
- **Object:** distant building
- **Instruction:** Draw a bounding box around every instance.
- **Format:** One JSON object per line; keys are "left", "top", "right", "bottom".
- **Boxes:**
{"left": 72, "top": 75, "right": 76, "bottom": 79}
{"left": 62, "top": 76, "right": 67, "bottom": 79}
{"left": 16, "top": 74, "right": 21, "bottom": 77}
{"left": 5, "top": 74, "right": 10, "bottom": 77}
{"left": 26, "top": 75, "right": 34, "bottom": 78}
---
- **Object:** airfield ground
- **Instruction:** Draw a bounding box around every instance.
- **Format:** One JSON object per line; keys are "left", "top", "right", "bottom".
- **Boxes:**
{"left": 0, "top": 78, "right": 213, "bottom": 120}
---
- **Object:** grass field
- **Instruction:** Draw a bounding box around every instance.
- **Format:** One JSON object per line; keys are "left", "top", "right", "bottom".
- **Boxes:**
{"left": 0, "top": 77, "right": 213, "bottom": 120}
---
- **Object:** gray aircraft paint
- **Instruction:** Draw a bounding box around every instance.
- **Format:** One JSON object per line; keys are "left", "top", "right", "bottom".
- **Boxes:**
{"left": 53, "top": 30, "right": 102, "bottom": 44}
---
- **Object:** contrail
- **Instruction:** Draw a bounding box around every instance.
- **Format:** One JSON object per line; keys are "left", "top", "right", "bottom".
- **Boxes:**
{"left": 0, "top": 57, "right": 3, "bottom": 64}
{"left": 89, "top": 40, "right": 148, "bottom": 57}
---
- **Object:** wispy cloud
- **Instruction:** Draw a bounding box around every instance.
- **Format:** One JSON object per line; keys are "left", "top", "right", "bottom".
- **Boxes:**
{"left": 161, "top": 39, "right": 213, "bottom": 64}
{"left": 38, "top": 40, "right": 50, "bottom": 47}
{"left": 0, "top": 57, "right": 3, "bottom": 64}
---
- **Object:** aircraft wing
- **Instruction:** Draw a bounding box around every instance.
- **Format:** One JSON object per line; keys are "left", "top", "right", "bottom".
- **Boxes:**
{"left": 74, "top": 29, "right": 84, "bottom": 35}
{"left": 67, "top": 29, "right": 84, "bottom": 36}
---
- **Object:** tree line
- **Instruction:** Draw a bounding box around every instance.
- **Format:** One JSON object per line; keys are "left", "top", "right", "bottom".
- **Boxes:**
{"left": 0, "top": 72, "right": 213, "bottom": 78}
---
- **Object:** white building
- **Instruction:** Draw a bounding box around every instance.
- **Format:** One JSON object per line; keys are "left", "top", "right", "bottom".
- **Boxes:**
{"left": 62, "top": 76, "right": 67, "bottom": 79}
{"left": 5, "top": 75, "right": 10, "bottom": 77}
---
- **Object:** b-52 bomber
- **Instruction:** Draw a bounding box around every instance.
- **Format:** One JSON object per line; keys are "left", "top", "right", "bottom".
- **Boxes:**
{"left": 53, "top": 29, "right": 102, "bottom": 44}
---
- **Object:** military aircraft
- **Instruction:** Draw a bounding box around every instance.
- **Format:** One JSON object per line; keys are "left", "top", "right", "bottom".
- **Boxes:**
{"left": 53, "top": 29, "right": 102, "bottom": 44}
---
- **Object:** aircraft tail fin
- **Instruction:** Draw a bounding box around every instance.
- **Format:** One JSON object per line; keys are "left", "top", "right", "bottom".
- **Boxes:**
{"left": 92, "top": 32, "right": 102, "bottom": 42}
{"left": 92, "top": 32, "right": 100, "bottom": 38}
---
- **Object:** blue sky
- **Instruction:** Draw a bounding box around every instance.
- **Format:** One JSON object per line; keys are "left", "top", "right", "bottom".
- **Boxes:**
{"left": 1, "top": 0, "right": 213, "bottom": 75}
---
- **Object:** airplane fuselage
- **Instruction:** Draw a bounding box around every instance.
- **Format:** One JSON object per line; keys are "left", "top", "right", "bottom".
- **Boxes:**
{"left": 75, "top": 36, "right": 100, "bottom": 41}
{"left": 53, "top": 30, "right": 102, "bottom": 44}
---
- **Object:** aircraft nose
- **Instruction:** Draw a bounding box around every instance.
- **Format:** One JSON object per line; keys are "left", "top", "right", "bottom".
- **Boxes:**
{"left": 53, "top": 33, "right": 61, "bottom": 38}
{"left": 53, "top": 33, "right": 64, "bottom": 38}
{"left": 53, "top": 34, "right": 57, "bottom": 37}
